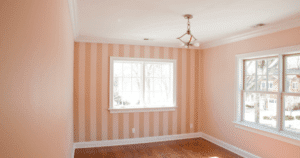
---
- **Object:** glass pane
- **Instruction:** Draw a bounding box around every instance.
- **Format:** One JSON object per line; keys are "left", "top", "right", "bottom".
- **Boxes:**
{"left": 161, "top": 78, "right": 170, "bottom": 92}
{"left": 131, "top": 63, "right": 141, "bottom": 77}
{"left": 121, "top": 93, "right": 132, "bottom": 107}
{"left": 113, "top": 91, "right": 122, "bottom": 107}
{"left": 284, "top": 95, "right": 300, "bottom": 133}
{"left": 114, "top": 62, "right": 122, "bottom": 77}
{"left": 145, "top": 78, "right": 154, "bottom": 91}
{"left": 257, "top": 60, "right": 267, "bottom": 75}
{"left": 285, "top": 75, "right": 300, "bottom": 93}
{"left": 145, "top": 64, "right": 153, "bottom": 77}
{"left": 132, "top": 78, "right": 141, "bottom": 91}
{"left": 153, "top": 64, "right": 162, "bottom": 77}
{"left": 123, "top": 63, "right": 131, "bottom": 77}
{"left": 245, "top": 60, "right": 256, "bottom": 76}
{"left": 123, "top": 78, "right": 131, "bottom": 91}
{"left": 268, "top": 75, "right": 278, "bottom": 92}
{"left": 128, "top": 92, "right": 141, "bottom": 107}
{"left": 259, "top": 94, "right": 277, "bottom": 128}
{"left": 267, "top": 58, "right": 278, "bottom": 75}
{"left": 162, "top": 64, "right": 171, "bottom": 78}
{"left": 113, "top": 77, "right": 122, "bottom": 92}
{"left": 244, "top": 92, "right": 255, "bottom": 122}
{"left": 244, "top": 92, "right": 277, "bottom": 128}
{"left": 257, "top": 76, "right": 267, "bottom": 91}
{"left": 245, "top": 75, "right": 256, "bottom": 91}
{"left": 154, "top": 78, "right": 161, "bottom": 91}
{"left": 286, "top": 55, "right": 300, "bottom": 74}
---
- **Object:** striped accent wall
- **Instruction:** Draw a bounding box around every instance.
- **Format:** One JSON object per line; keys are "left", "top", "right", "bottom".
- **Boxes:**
{"left": 74, "top": 42, "right": 201, "bottom": 142}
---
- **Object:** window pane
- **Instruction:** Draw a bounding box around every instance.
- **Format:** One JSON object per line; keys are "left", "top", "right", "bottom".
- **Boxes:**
{"left": 131, "top": 63, "right": 141, "bottom": 77}
{"left": 267, "top": 58, "right": 278, "bottom": 75}
{"left": 257, "top": 76, "right": 267, "bottom": 91}
{"left": 121, "top": 93, "right": 132, "bottom": 107}
{"left": 132, "top": 78, "right": 141, "bottom": 91}
{"left": 244, "top": 92, "right": 277, "bottom": 128}
{"left": 145, "top": 64, "right": 153, "bottom": 77}
{"left": 286, "top": 55, "right": 300, "bottom": 74}
{"left": 154, "top": 78, "right": 162, "bottom": 91}
{"left": 113, "top": 91, "right": 122, "bottom": 107}
{"left": 123, "top": 78, "right": 131, "bottom": 91}
{"left": 245, "top": 75, "right": 256, "bottom": 91}
{"left": 284, "top": 95, "right": 300, "bottom": 133}
{"left": 245, "top": 61, "right": 256, "bottom": 76}
{"left": 285, "top": 75, "right": 300, "bottom": 93}
{"left": 153, "top": 64, "right": 162, "bottom": 77}
{"left": 268, "top": 75, "right": 278, "bottom": 92}
{"left": 259, "top": 94, "right": 277, "bottom": 128}
{"left": 114, "top": 63, "right": 122, "bottom": 77}
{"left": 113, "top": 77, "right": 122, "bottom": 92}
{"left": 145, "top": 78, "right": 154, "bottom": 91}
{"left": 257, "top": 60, "right": 267, "bottom": 75}
{"left": 244, "top": 92, "right": 255, "bottom": 122}
{"left": 162, "top": 64, "right": 171, "bottom": 78}
{"left": 123, "top": 63, "right": 131, "bottom": 77}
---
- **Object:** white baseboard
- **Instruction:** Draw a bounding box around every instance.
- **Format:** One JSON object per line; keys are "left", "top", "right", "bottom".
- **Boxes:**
{"left": 201, "top": 133, "right": 260, "bottom": 158}
{"left": 72, "top": 132, "right": 259, "bottom": 158}
{"left": 73, "top": 132, "right": 202, "bottom": 149}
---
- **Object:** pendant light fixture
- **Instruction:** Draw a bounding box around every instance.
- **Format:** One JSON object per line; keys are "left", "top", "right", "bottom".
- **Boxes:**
{"left": 177, "top": 14, "right": 199, "bottom": 48}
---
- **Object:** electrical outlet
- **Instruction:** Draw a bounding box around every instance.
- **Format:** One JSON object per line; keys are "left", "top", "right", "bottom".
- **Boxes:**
{"left": 132, "top": 128, "right": 135, "bottom": 133}
{"left": 190, "top": 123, "right": 193, "bottom": 129}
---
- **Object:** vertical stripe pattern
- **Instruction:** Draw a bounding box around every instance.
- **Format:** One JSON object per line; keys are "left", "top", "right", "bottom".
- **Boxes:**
{"left": 74, "top": 42, "right": 201, "bottom": 142}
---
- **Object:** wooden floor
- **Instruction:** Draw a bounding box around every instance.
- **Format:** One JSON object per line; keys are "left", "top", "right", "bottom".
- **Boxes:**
{"left": 75, "top": 138, "right": 242, "bottom": 158}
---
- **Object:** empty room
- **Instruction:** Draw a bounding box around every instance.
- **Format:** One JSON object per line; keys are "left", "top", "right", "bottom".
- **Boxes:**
{"left": 1, "top": 0, "right": 300, "bottom": 158}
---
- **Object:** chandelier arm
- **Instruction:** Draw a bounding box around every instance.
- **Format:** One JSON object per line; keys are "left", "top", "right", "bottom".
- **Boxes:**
{"left": 177, "top": 33, "right": 188, "bottom": 39}
{"left": 189, "top": 35, "right": 193, "bottom": 44}
{"left": 178, "top": 38, "right": 186, "bottom": 44}
{"left": 191, "top": 34, "right": 197, "bottom": 41}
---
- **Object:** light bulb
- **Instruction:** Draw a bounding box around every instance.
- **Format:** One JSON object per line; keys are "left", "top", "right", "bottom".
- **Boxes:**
{"left": 193, "top": 43, "right": 200, "bottom": 47}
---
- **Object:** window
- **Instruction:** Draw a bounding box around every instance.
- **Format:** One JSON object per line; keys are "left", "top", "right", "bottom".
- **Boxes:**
{"left": 109, "top": 57, "right": 176, "bottom": 113}
{"left": 292, "top": 82, "right": 298, "bottom": 89}
{"left": 235, "top": 45, "right": 300, "bottom": 144}
{"left": 261, "top": 81, "right": 266, "bottom": 89}
{"left": 269, "top": 81, "right": 273, "bottom": 90}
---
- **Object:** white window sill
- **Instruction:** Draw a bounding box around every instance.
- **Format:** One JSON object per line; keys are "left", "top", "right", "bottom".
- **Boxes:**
{"left": 233, "top": 121, "right": 300, "bottom": 147}
{"left": 109, "top": 106, "right": 177, "bottom": 113}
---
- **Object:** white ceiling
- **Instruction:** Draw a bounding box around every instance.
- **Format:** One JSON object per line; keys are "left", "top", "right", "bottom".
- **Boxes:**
{"left": 73, "top": 0, "right": 300, "bottom": 48}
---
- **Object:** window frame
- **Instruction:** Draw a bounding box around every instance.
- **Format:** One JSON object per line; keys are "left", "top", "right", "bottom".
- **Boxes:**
{"left": 235, "top": 45, "right": 300, "bottom": 146}
{"left": 109, "top": 57, "right": 177, "bottom": 113}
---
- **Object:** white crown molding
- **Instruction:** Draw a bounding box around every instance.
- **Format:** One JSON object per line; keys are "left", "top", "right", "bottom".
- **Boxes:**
{"left": 201, "top": 16, "right": 300, "bottom": 49}
{"left": 75, "top": 35, "right": 201, "bottom": 50}
{"left": 71, "top": 132, "right": 260, "bottom": 158}
{"left": 68, "top": 0, "right": 79, "bottom": 39}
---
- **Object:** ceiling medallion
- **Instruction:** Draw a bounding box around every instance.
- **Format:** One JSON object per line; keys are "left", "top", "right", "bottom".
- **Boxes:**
{"left": 177, "top": 14, "right": 199, "bottom": 48}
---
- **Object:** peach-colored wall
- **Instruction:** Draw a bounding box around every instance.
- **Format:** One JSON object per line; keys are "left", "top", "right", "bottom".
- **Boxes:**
{"left": 0, "top": 0, "right": 74, "bottom": 158}
{"left": 202, "top": 27, "right": 300, "bottom": 158}
{"left": 74, "top": 42, "right": 201, "bottom": 142}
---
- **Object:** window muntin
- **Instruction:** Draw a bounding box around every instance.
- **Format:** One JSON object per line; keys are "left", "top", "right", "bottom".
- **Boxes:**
{"left": 240, "top": 53, "right": 300, "bottom": 136}
{"left": 110, "top": 57, "right": 176, "bottom": 111}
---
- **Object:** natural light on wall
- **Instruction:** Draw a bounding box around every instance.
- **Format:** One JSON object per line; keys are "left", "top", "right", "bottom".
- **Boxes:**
{"left": 109, "top": 57, "right": 176, "bottom": 113}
